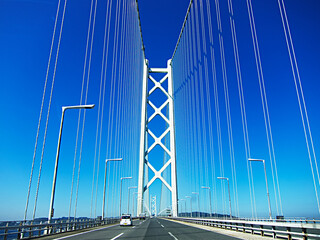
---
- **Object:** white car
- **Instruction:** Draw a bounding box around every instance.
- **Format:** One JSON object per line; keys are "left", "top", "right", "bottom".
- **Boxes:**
{"left": 120, "top": 214, "right": 132, "bottom": 226}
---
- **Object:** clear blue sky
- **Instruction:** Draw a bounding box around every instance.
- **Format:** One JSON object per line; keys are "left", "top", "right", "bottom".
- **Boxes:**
{"left": 0, "top": 0, "right": 320, "bottom": 221}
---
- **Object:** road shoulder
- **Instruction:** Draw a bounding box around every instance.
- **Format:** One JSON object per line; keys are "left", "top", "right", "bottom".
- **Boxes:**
{"left": 33, "top": 223, "right": 119, "bottom": 240}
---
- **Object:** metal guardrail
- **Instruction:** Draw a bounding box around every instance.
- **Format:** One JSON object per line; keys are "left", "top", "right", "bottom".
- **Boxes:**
{"left": 0, "top": 218, "right": 119, "bottom": 240}
{"left": 169, "top": 217, "right": 320, "bottom": 240}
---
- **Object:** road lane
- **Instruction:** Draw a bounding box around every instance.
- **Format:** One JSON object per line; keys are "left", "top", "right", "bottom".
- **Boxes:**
{"left": 117, "top": 217, "right": 241, "bottom": 239}
{"left": 152, "top": 218, "right": 241, "bottom": 240}
{"left": 40, "top": 218, "right": 242, "bottom": 239}
{"left": 52, "top": 219, "right": 147, "bottom": 240}
{"left": 138, "top": 217, "right": 175, "bottom": 239}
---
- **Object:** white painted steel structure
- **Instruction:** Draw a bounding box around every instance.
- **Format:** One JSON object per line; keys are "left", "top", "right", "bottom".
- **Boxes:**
{"left": 137, "top": 59, "right": 178, "bottom": 217}
{"left": 217, "top": 177, "right": 232, "bottom": 219}
{"left": 128, "top": 186, "right": 137, "bottom": 214}
{"left": 119, "top": 177, "right": 132, "bottom": 217}
{"left": 48, "top": 104, "right": 95, "bottom": 222}
{"left": 102, "top": 158, "right": 123, "bottom": 219}
{"left": 248, "top": 158, "right": 272, "bottom": 220}
{"left": 151, "top": 195, "right": 157, "bottom": 217}
{"left": 201, "top": 186, "right": 213, "bottom": 217}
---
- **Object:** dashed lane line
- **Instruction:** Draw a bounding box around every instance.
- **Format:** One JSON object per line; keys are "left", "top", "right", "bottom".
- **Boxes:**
{"left": 168, "top": 232, "right": 178, "bottom": 240}
{"left": 110, "top": 232, "right": 124, "bottom": 240}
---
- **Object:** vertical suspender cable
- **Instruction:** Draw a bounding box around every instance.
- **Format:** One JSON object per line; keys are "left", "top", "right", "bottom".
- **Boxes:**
{"left": 205, "top": 0, "right": 226, "bottom": 215}
{"left": 227, "top": 0, "right": 249, "bottom": 217}
{"left": 182, "top": 29, "right": 193, "bottom": 206}
{"left": 172, "top": 0, "right": 193, "bottom": 60}
{"left": 186, "top": 21, "right": 195, "bottom": 206}
{"left": 213, "top": 0, "right": 239, "bottom": 217}
{"left": 184, "top": 21, "right": 190, "bottom": 204}
{"left": 277, "top": 0, "right": 319, "bottom": 214}
{"left": 105, "top": 0, "right": 122, "bottom": 217}
{"left": 68, "top": 0, "right": 96, "bottom": 220}
{"left": 190, "top": 6, "right": 199, "bottom": 203}
{"left": 74, "top": 0, "right": 99, "bottom": 219}
{"left": 195, "top": 0, "right": 210, "bottom": 213}
{"left": 227, "top": 0, "right": 251, "bottom": 218}
{"left": 32, "top": 0, "right": 68, "bottom": 221}
{"left": 246, "top": 0, "right": 283, "bottom": 217}
{"left": 199, "top": 0, "right": 217, "bottom": 216}
{"left": 24, "top": 0, "right": 64, "bottom": 222}
{"left": 92, "top": 0, "right": 114, "bottom": 218}
{"left": 185, "top": 8, "right": 193, "bottom": 200}
{"left": 191, "top": 3, "right": 202, "bottom": 210}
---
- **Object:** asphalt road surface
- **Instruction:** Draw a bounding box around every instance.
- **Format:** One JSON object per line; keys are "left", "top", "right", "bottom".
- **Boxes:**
{"left": 52, "top": 218, "right": 241, "bottom": 240}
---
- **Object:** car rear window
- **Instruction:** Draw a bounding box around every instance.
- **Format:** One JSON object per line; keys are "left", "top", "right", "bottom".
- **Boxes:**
{"left": 122, "top": 216, "right": 130, "bottom": 219}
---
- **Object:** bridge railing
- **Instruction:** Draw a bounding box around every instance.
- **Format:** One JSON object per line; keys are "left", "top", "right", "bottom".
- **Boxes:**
{"left": 0, "top": 218, "right": 119, "bottom": 240}
{"left": 168, "top": 217, "right": 320, "bottom": 240}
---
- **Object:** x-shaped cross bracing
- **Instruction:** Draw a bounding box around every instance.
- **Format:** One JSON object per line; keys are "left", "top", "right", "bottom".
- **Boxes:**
{"left": 144, "top": 71, "right": 173, "bottom": 192}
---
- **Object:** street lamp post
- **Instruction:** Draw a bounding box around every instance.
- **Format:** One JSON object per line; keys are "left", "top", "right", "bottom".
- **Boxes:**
{"left": 133, "top": 192, "right": 138, "bottom": 217}
{"left": 120, "top": 177, "right": 132, "bottom": 217}
{"left": 48, "top": 104, "right": 95, "bottom": 222}
{"left": 201, "top": 186, "right": 212, "bottom": 217}
{"left": 186, "top": 196, "right": 192, "bottom": 217}
{"left": 248, "top": 158, "right": 272, "bottom": 220}
{"left": 217, "top": 177, "right": 232, "bottom": 219}
{"left": 192, "top": 192, "right": 200, "bottom": 218}
{"left": 128, "top": 186, "right": 137, "bottom": 214}
{"left": 102, "top": 158, "right": 122, "bottom": 219}
{"left": 177, "top": 199, "right": 182, "bottom": 216}
{"left": 180, "top": 199, "right": 186, "bottom": 216}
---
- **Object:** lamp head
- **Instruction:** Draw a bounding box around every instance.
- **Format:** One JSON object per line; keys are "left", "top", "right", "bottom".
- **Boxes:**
{"left": 248, "top": 158, "right": 264, "bottom": 163}
{"left": 217, "top": 177, "right": 228, "bottom": 181}
{"left": 121, "top": 177, "right": 132, "bottom": 180}
{"left": 84, "top": 104, "right": 95, "bottom": 109}
{"left": 106, "top": 158, "right": 123, "bottom": 163}
{"left": 62, "top": 104, "right": 95, "bottom": 112}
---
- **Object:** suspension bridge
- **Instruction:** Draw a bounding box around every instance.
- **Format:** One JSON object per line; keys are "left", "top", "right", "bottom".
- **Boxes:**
{"left": 0, "top": 0, "right": 320, "bottom": 239}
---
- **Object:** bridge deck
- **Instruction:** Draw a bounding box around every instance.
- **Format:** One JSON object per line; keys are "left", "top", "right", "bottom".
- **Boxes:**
{"left": 35, "top": 218, "right": 243, "bottom": 240}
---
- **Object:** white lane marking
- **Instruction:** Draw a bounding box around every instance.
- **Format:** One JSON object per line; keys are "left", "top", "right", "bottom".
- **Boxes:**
{"left": 54, "top": 225, "right": 117, "bottom": 239}
{"left": 168, "top": 232, "right": 178, "bottom": 240}
{"left": 132, "top": 226, "right": 136, "bottom": 228}
{"left": 161, "top": 224, "right": 164, "bottom": 228}
{"left": 110, "top": 232, "right": 124, "bottom": 240}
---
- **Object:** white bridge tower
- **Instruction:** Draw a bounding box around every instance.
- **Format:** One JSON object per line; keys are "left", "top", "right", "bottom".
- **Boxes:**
{"left": 137, "top": 59, "right": 178, "bottom": 217}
